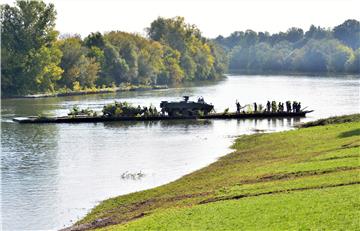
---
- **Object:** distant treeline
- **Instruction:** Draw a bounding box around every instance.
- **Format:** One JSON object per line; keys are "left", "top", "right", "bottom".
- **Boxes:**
{"left": 214, "top": 20, "right": 360, "bottom": 73}
{"left": 1, "top": 1, "right": 227, "bottom": 96}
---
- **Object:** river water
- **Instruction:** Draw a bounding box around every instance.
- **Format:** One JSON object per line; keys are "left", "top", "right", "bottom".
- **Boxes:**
{"left": 1, "top": 75, "right": 359, "bottom": 230}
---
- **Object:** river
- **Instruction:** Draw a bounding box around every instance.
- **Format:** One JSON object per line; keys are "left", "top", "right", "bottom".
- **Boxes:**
{"left": 1, "top": 75, "right": 359, "bottom": 230}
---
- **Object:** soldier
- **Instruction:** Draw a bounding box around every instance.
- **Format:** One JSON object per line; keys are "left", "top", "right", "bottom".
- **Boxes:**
{"left": 298, "top": 102, "right": 301, "bottom": 112}
{"left": 236, "top": 100, "right": 241, "bottom": 114}
{"left": 278, "top": 102, "right": 282, "bottom": 112}
{"left": 266, "top": 101, "right": 271, "bottom": 112}
{"left": 286, "top": 101, "right": 291, "bottom": 112}
{"left": 271, "top": 101, "right": 277, "bottom": 113}
{"left": 254, "top": 102, "right": 257, "bottom": 112}
{"left": 292, "top": 101, "right": 297, "bottom": 113}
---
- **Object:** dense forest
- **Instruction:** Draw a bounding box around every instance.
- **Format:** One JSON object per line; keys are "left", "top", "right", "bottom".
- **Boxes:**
{"left": 1, "top": 1, "right": 227, "bottom": 96}
{"left": 1, "top": 1, "right": 359, "bottom": 97}
{"left": 215, "top": 20, "right": 360, "bottom": 73}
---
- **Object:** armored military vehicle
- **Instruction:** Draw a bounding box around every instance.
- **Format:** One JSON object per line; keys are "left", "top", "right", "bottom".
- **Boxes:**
{"left": 160, "top": 96, "right": 214, "bottom": 117}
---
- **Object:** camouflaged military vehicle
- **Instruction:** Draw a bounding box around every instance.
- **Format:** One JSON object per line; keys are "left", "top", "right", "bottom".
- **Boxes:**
{"left": 160, "top": 96, "right": 214, "bottom": 117}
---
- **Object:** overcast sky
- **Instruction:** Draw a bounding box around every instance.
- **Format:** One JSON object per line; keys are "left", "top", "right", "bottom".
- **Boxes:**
{"left": 4, "top": 0, "right": 360, "bottom": 38}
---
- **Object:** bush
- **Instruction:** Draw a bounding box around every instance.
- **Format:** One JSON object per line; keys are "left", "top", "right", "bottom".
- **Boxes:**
{"left": 102, "top": 101, "right": 144, "bottom": 117}
{"left": 68, "top": 105, "right": 94, "bottom": 116}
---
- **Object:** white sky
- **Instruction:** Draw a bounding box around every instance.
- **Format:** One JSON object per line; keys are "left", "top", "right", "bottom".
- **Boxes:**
{"left": 3, "top": 0, "right": 360, "bottom": 38}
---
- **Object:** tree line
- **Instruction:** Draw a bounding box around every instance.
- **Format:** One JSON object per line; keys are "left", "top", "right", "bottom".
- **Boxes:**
{"left": 1, "top": 1, "right": 227, "bottom": 96}
{"left": 2, "top": 1, "right": 358, "bottom": 97}
{"left": 214, "top": 19, "right": 360, "bottom": 73}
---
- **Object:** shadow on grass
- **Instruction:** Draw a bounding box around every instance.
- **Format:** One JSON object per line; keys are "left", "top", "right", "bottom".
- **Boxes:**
{"left": 338, "top": 128, "right": 360, "bottom": 138}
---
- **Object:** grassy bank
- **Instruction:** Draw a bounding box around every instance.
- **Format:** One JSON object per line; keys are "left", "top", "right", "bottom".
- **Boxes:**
{"left": 68, "top": 114, "right": 360, "bottom": 231}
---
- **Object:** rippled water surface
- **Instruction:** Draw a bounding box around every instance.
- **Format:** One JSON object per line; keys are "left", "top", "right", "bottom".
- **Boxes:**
{"left": 1, "top": 75, "right": 359, "bottom": 230}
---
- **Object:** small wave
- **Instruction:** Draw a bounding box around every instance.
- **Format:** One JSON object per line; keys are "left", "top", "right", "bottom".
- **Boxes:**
{"left": 0, "top": 118, "right": 15, "bottom": 123}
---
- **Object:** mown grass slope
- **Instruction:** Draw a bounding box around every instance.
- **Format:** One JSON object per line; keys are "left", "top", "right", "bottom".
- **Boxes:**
{"left": 69, "top": 114, "right": 360, "bottom": 231}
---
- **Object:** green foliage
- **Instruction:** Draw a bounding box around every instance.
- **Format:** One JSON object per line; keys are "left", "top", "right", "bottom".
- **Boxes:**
{"left": 84, "top": 32, "right": 105, "bottom": 48}
{"left": 1, "top": 2, "right": 226, "bottom": 96}
{"left": 68, "top": 105, "right": 95, "bottom": 116}
{"left": 2, "top": 0, "right": 356, "bottom": 97}
{"left": 218, "top": 19, "right": 360, "bottom": 74}
{"left": 1, "top": 0, "right": 61, "bottom": 95}
{"left": 148, "top": 16, "right": 227, "bottom": 82}
{"left": 345, "top": 48, "right": 360, "bottom": 73}
{"left": 102, "top": 102, "right": 160, "bottom": 117}
{"left": 271, "top": 101, "right": 277, "bottom": 112}
{"left": 57, "top": 36, "right": 100, "bottom": 89}
{"left": 258, "top": 104, "right": 264, "bottom": 112}
{"left": 58, "top": 36, "right": 85, "bottom": 87}
{"left": 333, "top": 19, "right": 360, "bottom": 50}
{"left": 29, "top": 45, "right": 63, "bottom": 93}
{"left": 102, "top": 101, "right": 144, "bottom": 117}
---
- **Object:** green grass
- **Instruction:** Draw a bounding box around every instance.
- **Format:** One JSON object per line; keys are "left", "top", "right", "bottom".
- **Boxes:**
{"left": 299, "top": 113, "right": 360, "bottom": 127}
{"left": 71, "top": 114, "right": 360, "bottom": 230}
{"left": 107, "top": 185, "right": 360, "bottom": 231}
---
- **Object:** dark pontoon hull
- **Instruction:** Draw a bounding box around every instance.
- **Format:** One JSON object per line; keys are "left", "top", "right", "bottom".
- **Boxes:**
{"left": 13, "top": 111, "right": 313, "bottom": 124}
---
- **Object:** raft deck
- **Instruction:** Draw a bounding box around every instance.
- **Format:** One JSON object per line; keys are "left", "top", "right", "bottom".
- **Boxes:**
{"left": 13, "top": 111, "right": 313, "bottom": 124}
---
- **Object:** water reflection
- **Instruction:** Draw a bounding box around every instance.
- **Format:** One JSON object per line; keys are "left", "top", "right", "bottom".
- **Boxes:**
{"left": 102, "top": 119, "right": 213, "bottom": 130}
{"left": 160, "top": 119, "right": 212, "bottom": 128}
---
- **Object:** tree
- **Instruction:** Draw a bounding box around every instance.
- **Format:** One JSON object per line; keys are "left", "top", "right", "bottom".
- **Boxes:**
{"left": 229, "top": 45, "right": 249, "bottom": 70}
{"left": 76, "top": 56, "right": 100, "bottom": 88}
{"left": 208, "top": 42, "right": 228, "bottom": 78}
{"left": 180, "top": 53, "right": 196, "bottom": 80}
{"left": 305, "top": 25, "right": 330, "bottom": 40}
{"left": 119, "top": 41, "right": 139, "bottom": 82}
{"left": 1, "top": 0, "right": 60, "bottom": 95}
{"left": 326, "top": 41, "right": 354, "bottom": 72}
{"left": 148, "top": 16, "right": 225, "bottom": 81}
{"left": 102, "top": 44, "right": 129, "bottom": 84}
{"left": 333, "top": 19, "right": 360, "bottom": 49}
{"left": 244, "top": 30, "right": 258, "bottom": 47}
{"left": 84, "top": 32, "right": 106, "bottom": 48}
{"left": 345, "top": 48, "right": 360, "bottom": 73}
{"left": 285, "top": 27, "right": 304, "bottom": 43}
{"left": 148, "top": 17, "right": 188, "bottom": 52}
{"left": 159, "top": 47, "right": 184, "bottom": 84}
{"left": 217, "top": 19, "right": 359, "bottom": 74}
{"left": 28, "top": 45, "right": 63, "bottom": 93}
{"left": 58, "top": 36, "right": 85, "bottom": 87}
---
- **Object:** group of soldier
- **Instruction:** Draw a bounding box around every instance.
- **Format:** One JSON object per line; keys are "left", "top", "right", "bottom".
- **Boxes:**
{"left": 236, "top": 100, "right": 302, "bottom": 113}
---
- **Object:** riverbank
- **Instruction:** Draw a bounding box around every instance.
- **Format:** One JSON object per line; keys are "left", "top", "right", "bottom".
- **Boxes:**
{"left": 66, "top": 114, "right": 360, "bottom": 230}
{"left": 228, "top": 69, "right": 360, "bottom": 78}
{"left": 3, "top": 84, "right": 168, "bottom": 99}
